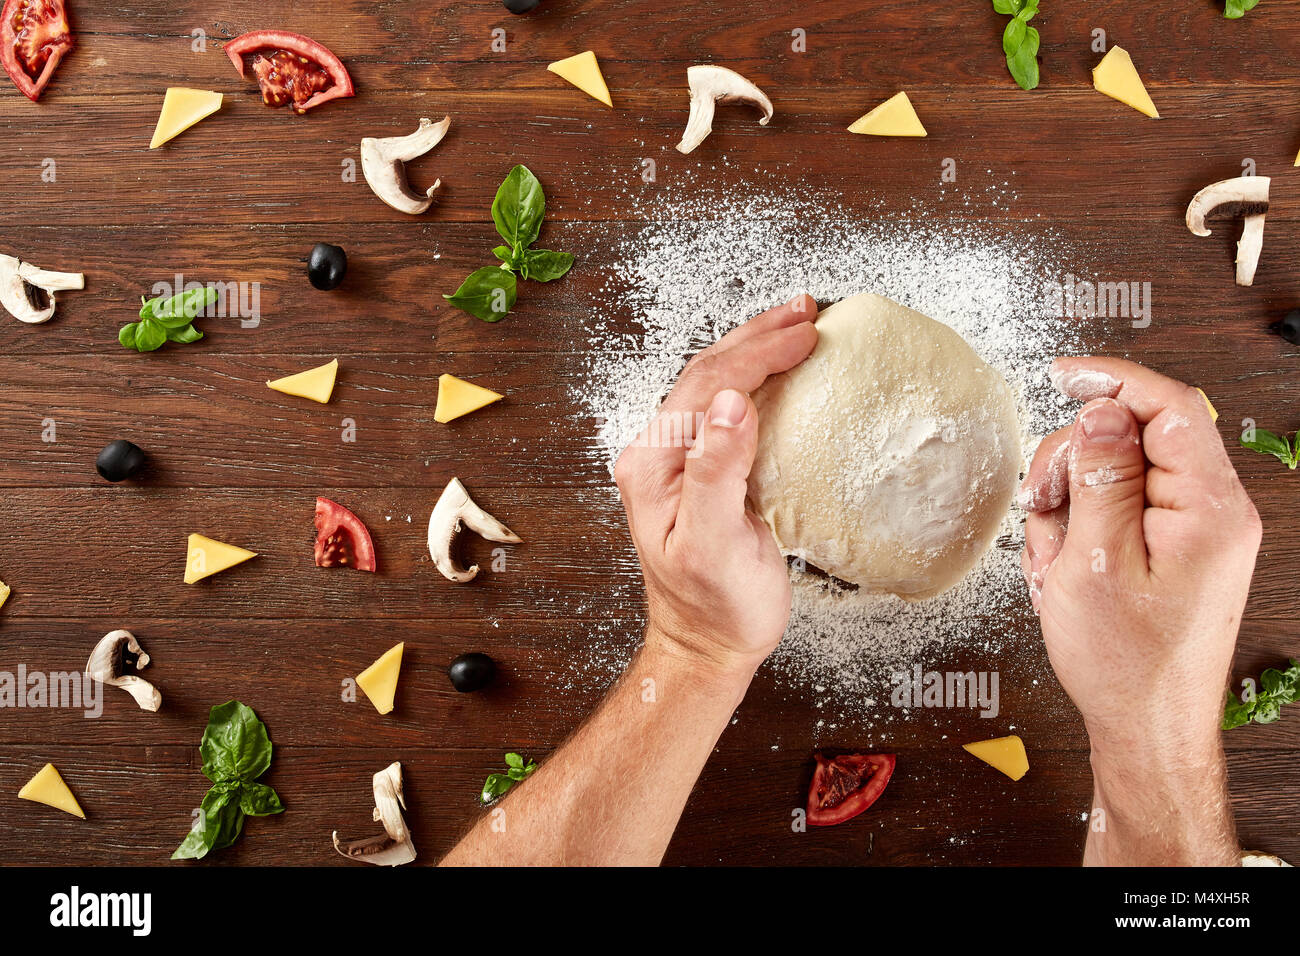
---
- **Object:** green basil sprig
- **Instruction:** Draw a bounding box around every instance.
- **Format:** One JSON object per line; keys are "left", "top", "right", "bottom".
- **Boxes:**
{"left": 444, "top": 165, "right": 574, "bottom": 323}
{"left": 173, "top": 701, "right": 284, "bottom": 860}
{"left": 119, "top": 286, "right": 217, "bottom": 352}
{"left": 480, "top": 752, "right": 538, "bottom": 805}
{"left": 992, "top": 0, "right": 1041, "bottom": 91}
{"left": 1240, "top": 427, "right": 1300, "bottom": 469}
{"left": 1224, "top": 0, "right": 1260, "bottom": 19}
{"left": 1223, "top": 660, "right": 1299, "bottom": 729}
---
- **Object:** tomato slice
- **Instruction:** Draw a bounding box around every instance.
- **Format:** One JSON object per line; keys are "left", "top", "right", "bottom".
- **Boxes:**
{"left": 1, "top": 0, "right": 73, "bottom": 101}
{"left": 314, "top": 497, "right": 377, "bottom": 572}
{"left": 806, "top": 752, "right": 895, "bottom": 827}
{"left": 225, "top": 30, "right": 354, "bottom": 114}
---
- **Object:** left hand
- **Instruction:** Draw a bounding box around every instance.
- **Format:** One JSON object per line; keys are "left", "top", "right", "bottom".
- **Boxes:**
{"left": 613, "top": 294, "right": 819, "bottom": 677}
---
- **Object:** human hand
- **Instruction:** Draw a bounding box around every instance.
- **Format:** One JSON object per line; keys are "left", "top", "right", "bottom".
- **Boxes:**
{"left": 1019, "top": 357, "right": 1262, "bottom": 765}
{"left": 614, "top": 294, "right": 819, "bottom": 679}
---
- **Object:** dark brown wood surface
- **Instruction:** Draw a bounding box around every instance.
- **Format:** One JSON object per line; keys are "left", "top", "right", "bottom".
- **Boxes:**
{"left": 0, "top": 0, "right": 1297, "bottom": 866}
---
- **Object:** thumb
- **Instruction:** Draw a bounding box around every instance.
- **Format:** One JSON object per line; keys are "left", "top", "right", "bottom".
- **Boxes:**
{"left": 1062, "top": 398, "right": 1148, "bottom": 569}
{"left": 677, "top": 389, "right": 759, "bottom": 539}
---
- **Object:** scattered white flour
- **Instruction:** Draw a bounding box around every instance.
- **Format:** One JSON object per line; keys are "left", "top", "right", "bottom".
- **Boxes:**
{"left": 563, "top": 169, "right": 1096, "bottom": 720}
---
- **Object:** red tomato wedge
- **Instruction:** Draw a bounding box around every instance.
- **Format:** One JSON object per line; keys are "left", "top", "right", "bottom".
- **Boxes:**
{"left": 806, "top": 752, "right": 895, "bottom": 827}
{"left": 1, "top": 0, "right": 73, "bottom": 101}
{"left": 314, "top": 497, "right": 377, "bottom": 572}
{"left": 225, "top": 30, "right": 354, "bottom": 113}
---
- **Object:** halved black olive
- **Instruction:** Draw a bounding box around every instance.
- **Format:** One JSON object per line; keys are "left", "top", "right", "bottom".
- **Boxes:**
{"left": 96, "top": 439, "right": 146, "bottom": 482}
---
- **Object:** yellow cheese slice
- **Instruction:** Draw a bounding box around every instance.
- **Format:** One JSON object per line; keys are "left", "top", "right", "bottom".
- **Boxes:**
{"left": 435, "top": 374, "right": 503, "bottom": 424}
{"left": 356, "top": 643, "right": 404, "bottom": 715}
{"left": 547, "top": 51, "right": 613, "bottom": 107}
{"left": 1196, "top": 388, "right": 1218, "bottom": 422}
{"left": 19, "top": 763, "right": 84, "bottom": 818}
{"left": 963, "top": 735, "right": 1029, "bottom": 781}
{"left": 267, "top": 359, "right": 338, "bottom": 404}
{"left": 0, "top": 580, "right": 9, "bottom": 610}
{"left": 848, "top": 92, "right": 926, "bottom": 137}
{"left": 150, "top": 88, "right": 223, "bottom": 149}
{"left": 1294, "top": 146, "right": 1300, "bottom": 168}
{"left": 185, "top": 534, "right": 257, "bottom": 584}
{"left": 1092, "top": 47, "right": 1159, "bottom": 118}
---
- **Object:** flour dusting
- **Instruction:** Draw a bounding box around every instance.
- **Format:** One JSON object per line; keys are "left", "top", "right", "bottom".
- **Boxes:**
{"left": 565, "top": 171, "right": 1094, "bottom": 718}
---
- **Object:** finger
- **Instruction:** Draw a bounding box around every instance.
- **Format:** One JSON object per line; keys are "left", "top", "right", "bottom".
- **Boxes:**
{"left": 1018, "top": 426, "right": 1073, "bottom": 513}
{"left": 1050, "top": 356, "right": 1222, "bottom": 475}
{"left": 1060, "top": 399, "right": 1149, "bottom": 571}
{"left": 1023, "top": 504, "right": 1067, "bottom": 614}
{"left": 712, "top": 293, "right": 819, "bottom": 354}
{"left": 660, "top": 320, "right": 818, "bottom": 417}
{"left": 674, "top": 389, "right": 760, "bottom": 547}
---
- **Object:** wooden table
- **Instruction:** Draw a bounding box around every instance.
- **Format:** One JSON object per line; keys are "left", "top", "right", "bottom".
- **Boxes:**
{"left": 0, "top": 0, "right": 1296, "bottom": 867}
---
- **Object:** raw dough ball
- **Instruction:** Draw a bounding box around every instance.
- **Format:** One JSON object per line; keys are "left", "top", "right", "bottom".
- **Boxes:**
{"left": 748, "top": 293, "right": 1021, "bottom": 600}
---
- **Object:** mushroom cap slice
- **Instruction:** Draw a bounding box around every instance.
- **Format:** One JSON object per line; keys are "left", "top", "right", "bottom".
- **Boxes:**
{"left": 0, "top": 254, "right": 84, "bottom": 325}
{"left": 360, "top": 116, "right": 451, "bottom": 215}
{"left": 85, "top": 629, "right": 161, "bottom": 712}
{"left": 1185, "top": 176, "right": 1270, "bottom": 238}
{"left": 332, "top": 761, "right": 416, "bottom": 866}
{"left": 676, "top": 65, "right": 774, "bottom": 155}
{"left": 427, "top": 477, "right": 522, "bottom": 583}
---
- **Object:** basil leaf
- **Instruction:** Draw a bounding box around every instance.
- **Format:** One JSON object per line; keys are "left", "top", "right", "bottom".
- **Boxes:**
{"left": 492, "top": 244, "right": 521, "bottom": 271}
{"left": 992, "top": 0, "right": 1017, "bottom": 12}
{"left": 443, "top": 267, "right": 518, "bottom": 323}
{"left": 1007, "top": 25, "right": 1040, "bottom": 90}
{"left": 1224, "top": 0, "right": 1260, "bottom": 19}
{"left": 171, "top": 786, "right": 243, "bottom": 860}
{"left": 199, "top": 700, "right": 274, "bottom": 783}
{"left": 480, "top": 772, "right": 514, "bottom": 805}
{"left": 145, "top": 287, "right": 218, "bottom": 328}
{"left": 1241, "top": 428, "right": 1295, "bottom": 467}
{"left": 521, "top": 249, "right": 575, "bottom": 283}
{"left": 238, "top": 782, "right": 285, "bottom": 817}
{"left": 134, "top": 319, "right": 167, "bottom": 353}
{"left": 1003, "top": 17, "right": 1027, "bottom": 56}
{"left": 1018, "top": 0, "right": 1038, "bottom": 20}
{"left": 491, "top": 165, "right": 545, "bottom": 250}
{"left": 1222, "top": 689, "right": 1254, "bottom": 730}
{"left": 166, "top": 324, "right": 204, "bottom": 344}
{"left": 504, "top": 752, "right": 524, "bottom": 769}
{"left": 118, "top": 322, "right": 141, "bottom": 350}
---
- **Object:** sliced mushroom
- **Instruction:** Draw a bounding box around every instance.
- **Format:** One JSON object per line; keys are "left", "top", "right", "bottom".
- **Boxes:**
{"left": 85, "top": 629, "right": 161, "bottom": 712}
{"left": 360, "top": 116, "right": 451, "bottom": 215}
{"left": 0, "top": 254, "right": 84, "bottom": 324}
{"left": 675, "top": 65, "right": 773, "bottom": 155}
{"left": 427, "top": 477, "right": 522, "bottom": 583}
{"left": 332, "top": 761, "right": 416, "bottom": 866}
{"left": 1185, "top": 176, "right": 1270, "bottom": 286}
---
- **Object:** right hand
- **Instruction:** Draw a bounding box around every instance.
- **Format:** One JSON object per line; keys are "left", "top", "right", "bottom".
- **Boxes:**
{"left": 1018, "top": 358, "right": 1262, "bottom": 759}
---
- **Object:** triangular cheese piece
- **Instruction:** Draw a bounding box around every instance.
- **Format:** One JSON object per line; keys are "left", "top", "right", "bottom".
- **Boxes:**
{"left": 962, "top": 735, "right": 1029, "bottom": 781}
{"left": 848, "top": 91, "right": 926, "bottom": 137}
{"left": 0, "top": 579, "right": 9, "bottom": 610}
{"left": 1092, "top": 47, "right": 1159, "bottom": 118}
{"left": 267, "top": 359, "right": 338, "bottom": 404}
{"left": 547, "top": 51, "right": 613, "bottom": 107}
{"left": 356, "top": 643, "right": 404, "bottom": 715}
{"left": 19, "top": 763, "right": 85, "bottom": 818}
{"left": 1294, "top": 145, "right": 1299, "bottom": 168}
{"left": 150, "top": 88, "right": 223, "bottom": 149}
{"left": 435, "top": 374, "right": 503, "bottom": 423}
{"left": 185, "top": 533, "right": 257, "bottom": 584}
{"left": 1196, "top": 388, "right": 1218, "bottom": 422}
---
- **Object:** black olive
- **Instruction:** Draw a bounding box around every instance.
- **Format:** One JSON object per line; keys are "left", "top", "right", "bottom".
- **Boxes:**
{"left": 96, "top": 439, "right": 147, "bottom": 482}
{"left": 1279, "top": 309, "right": 1300, "bottom": 345}
{"left": 448, "top": 652, "right": 496, "bottom": 692}
{"left": 503, "top": 0, "right": 540, "bottom": 13}
{"left": 307, "top": 242, "right": 348, "bottom": 291}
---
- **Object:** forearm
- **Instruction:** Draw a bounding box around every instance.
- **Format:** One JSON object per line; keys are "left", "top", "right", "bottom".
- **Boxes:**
{"left": 440, "top": 636, "right": 754, "bottom": 866}
{"left": 1084, "top": 737, "right": 1238, "bottom": 866}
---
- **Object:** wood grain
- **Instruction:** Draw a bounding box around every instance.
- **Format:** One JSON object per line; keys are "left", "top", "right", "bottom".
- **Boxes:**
{"left": 0, "top": 0, "right": 1296, "bottom": 866}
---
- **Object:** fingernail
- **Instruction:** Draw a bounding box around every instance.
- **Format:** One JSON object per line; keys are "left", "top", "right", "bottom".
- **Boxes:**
{"left": 1080, "top": 402, "right": 1133, "bottom": 441}
{"left": 709, "top": 389, "right": 748, "bottom": 427}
